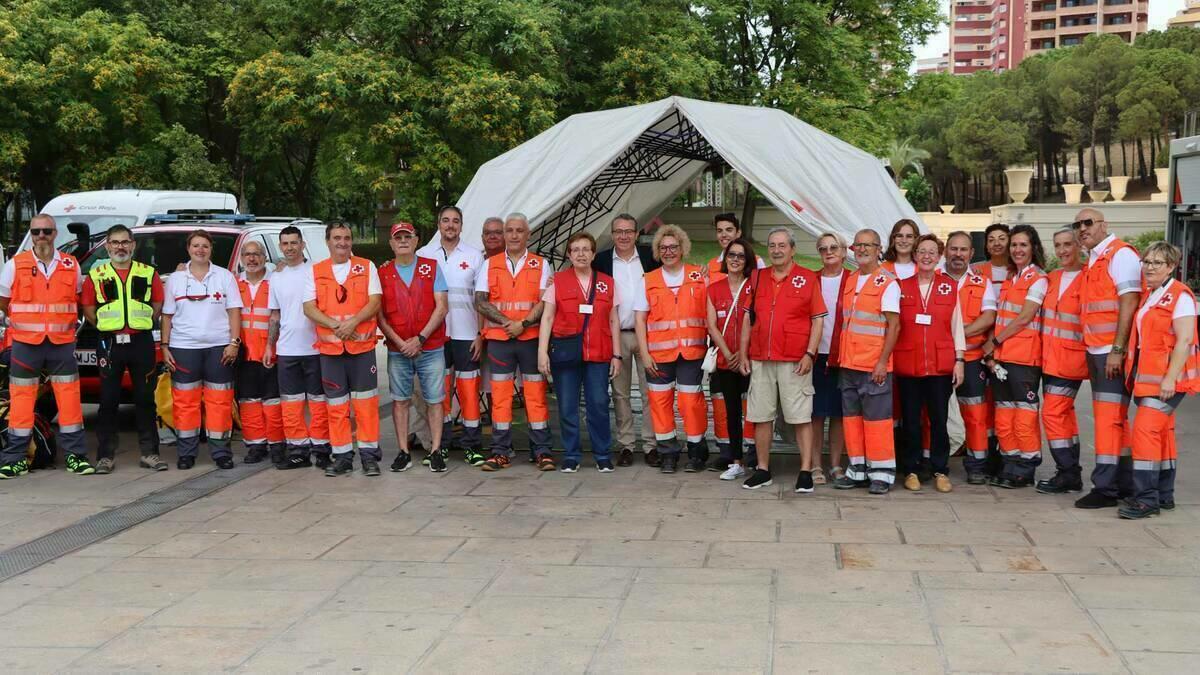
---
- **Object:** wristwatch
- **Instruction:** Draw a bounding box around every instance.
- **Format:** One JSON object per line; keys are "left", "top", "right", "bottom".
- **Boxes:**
{"left": 229, "top": 337, "right": 241, "bottom": 347}
{"left": 521, "top": 318, "right": 535, "bottom": 328}
{"left": 417, "top": 334, "right": 427, "bottom": 345}
{"left": 1111, "top": 345, "right": 1126, "bottom": 355}
{"left": 805, "top": 351, "right": 817, "bottom": 360}
{"left": 612, "top": 355, "right": 623, "bottom": 360}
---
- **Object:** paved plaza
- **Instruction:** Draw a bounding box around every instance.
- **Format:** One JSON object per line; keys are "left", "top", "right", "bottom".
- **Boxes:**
{"left": 0, "top": 387, "right": 1197, "bottom": 674}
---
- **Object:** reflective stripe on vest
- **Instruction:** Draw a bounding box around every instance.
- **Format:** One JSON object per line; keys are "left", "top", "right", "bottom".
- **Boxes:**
{"left": 483, "top": 252, "right": 544, "bottom": 341}
{"left": 8, "top": 251, "right": 79, "bottom": 346}
{"left": 1041, "top": 269, "right": 1087, "bottom": 379}
{"left": 1127, "top": 279, "right": 1200, "bottom": 397}
{"left": 90, "top": 261, "right": 156, "bottom": 332}
{"left": 995, "top": 265, "right": 1046, "bottom": 366}
{"left": 312, "top": 257, "right": 378, "bottom": 355}
{"left": 645, "top": 265, "right": 708, "bottom": 362}
{"left": 1082, "top": 239, "right": 1137, "bottom": 348}
{"left": 238, "top": 276, "right": 272, "bottom": 362}
{"left": 838, "top": 268, "right": 895, "bottom": 372}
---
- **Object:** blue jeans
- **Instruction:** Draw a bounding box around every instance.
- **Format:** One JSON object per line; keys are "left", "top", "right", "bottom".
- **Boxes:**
{"left": 551, "top": 360, "right": 612, "bottom": 463}
{"left": 387, "top": 348, "right": 446, "bottom": 403}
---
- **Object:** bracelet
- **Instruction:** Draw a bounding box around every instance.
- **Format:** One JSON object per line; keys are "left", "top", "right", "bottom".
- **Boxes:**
{"left": 805, "top": 351, "right": 817, "bottom": 360}
{"left": 612, "top": 355, "right": 623, "bottom": 360}
{"left": 955, "top": 357, "right": 965, "bottom": 363}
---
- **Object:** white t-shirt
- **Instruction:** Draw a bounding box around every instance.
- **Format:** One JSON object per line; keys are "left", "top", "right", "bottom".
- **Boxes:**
{"left": 268, "top": 262, "right": 319, "bottom": 357}
{"left": 632, "top": 267, "right": 690, "bottom": 312}
{"left": 1137, "top": 283, "right": 1198, "bottom": 335}
{"left": 473, "top": 250, "right": 552, "bottom": 295}
{"left": 1087, "top": 234, "right": 1144, "bottom": 355}
{"left": 818, "top": 273, "right": 843, "bottom": 355}
{"left": 416, "top": 241, "right": 484, "bottom": 341}
{"left": 611, "top": 251, "right": 645, "bottom": 330}
{"left": 1058, "top": 270, "right": 1081, "bottom": 301}
{"left": 302, "top": 260, "right": 382, "bottom": 303}
{"left": 0, "top": 250, "right": 83, "bottom": 298}
{"left": 163, "top": 262, "right": 243, "bottom": 349}
{"left": 891, "top": 261, "right": 916, "bottom": 280}
{"left": 854, "top": 271, "right": 900, "bottom": 314}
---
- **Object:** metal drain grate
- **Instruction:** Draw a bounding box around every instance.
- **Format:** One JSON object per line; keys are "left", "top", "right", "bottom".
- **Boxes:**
{"left": 0, "top": 461, "right": 270, "bottom": 582}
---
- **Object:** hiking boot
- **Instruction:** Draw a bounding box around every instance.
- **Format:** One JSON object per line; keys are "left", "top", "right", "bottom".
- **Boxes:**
{"left": 903, "top": 473, "right": 921, "bottom": 491}
{"left": 481, "top": 455, "right": 511, "bottom": 472}
{"left": 1075, "top": 491, "right": 1119, "bottom": 509}
{"left": 362, "top": 459, "right": 381, "bottom": 477}
{"left": 685, "top": 457, "right": 706, "bottom": 473}
{"left": 1035, "top": 473, "right": 1084, "bottom": 494}
{"left": 243, "top": 448, "right": 269, "bottom": 464}
{"left": 214, "top": 457, "right": 235, "bottom": 470}
{"left": 279, "top": 454, "right": 313, "bottom": 470}
{"left": 140, "top": 455, "right": 169, "bottom": 471}
{"left": 991, "top": 475, "right": 1031, "bottom": 489}
{"left": 391, "top": 451, "right": 412, "bottom": 472}
{"left": 617, "top": 448, "right": 633, "bottom": 467}
{"left": 325, "top": 454, "right": 354, "bottom": 476}
{"left": 65, "top": 455, "right": 95, "bottom": 475}
{"left": 1118, "top": 501, "right": 1160, "bottom": 520}
{"left": 269, "top": 446, "right": 286, "bottom": 467}
{"left": 743, "top": 468, "right": 773, "bottom": 490}
{"left": 177, "top": 456, "right": 196, "bottom": 470}
{"left": 428, "top": 452, "right": 447, "bottom": 473}
{"left": 94, "top": 458, "right": 115, "bottom": 475}
{"left": 0, "top": 460, "right": 29, "bottom": 479}
{"left": 463, "top": 448, "right": 486, "bottom": 466}
{"left": 868, "top": 480, "right": 890, "bottom": 495}
{"left": 660, "top": 454, "right": 678, "bottom": 473}
{"left": 1161, "top": 499, "right": 1176, "bottom": 511}
{"left": 707, "top": 456, "right": 731, "bottom": 472}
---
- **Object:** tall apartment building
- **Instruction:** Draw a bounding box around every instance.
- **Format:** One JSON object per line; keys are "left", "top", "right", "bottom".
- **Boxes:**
{"left": 1167, "top": 0, "right": 1200, "bottom": 28}
{"left": 948, "top": 0, "right": 1149, "bottom": 75}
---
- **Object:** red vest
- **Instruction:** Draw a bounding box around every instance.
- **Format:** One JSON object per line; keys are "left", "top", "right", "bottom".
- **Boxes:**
{"left": 379, "top": 257, "right": 447, "bottom": 352}
{"left": 895, "top": 272, "right": 958, "bottom": 377}
{"left": 550, "top": 270, "right": 615, "bottom": 362}
{"left": 706, "top": 276, "right": 752, "bottom": 369}
{"left": 748, "top": 264, "right": 823, "bottom": 362}
{"left": 825, "top": 269, "right": 853, "bottom": 367}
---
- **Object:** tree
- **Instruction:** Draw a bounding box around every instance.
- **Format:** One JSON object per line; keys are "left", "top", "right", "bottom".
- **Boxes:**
{"left": 885, "top": 137, "right": 931, "bottom": 187}
{"left": 1049, "top": 34, "right": 1136, "bottom": 184}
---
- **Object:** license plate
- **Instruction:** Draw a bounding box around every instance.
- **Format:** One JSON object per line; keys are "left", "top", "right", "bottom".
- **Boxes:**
{"left": 75, "top": 350, "right": 97, "bottom": 366}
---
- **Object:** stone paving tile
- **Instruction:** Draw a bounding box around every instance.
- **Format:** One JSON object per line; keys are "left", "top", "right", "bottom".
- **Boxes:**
{"left": 925, "top": 589, "right": 1096, "bottom": 630}
{"left": 838, "top": 543, "right": 976, "bottom": 572}
{"left": 77, "top": 626, "right": 274, "bottom": 672}
{"left": 327, "top": 575, "right": 488, "bottom": 614}
{"left": 774, "top": 641, "right": 944, "bottom": 674}
{"left": 656, "top": 518, "right": 779, "bottom": 542}
{"left": 414, "top": 635, "right": 596, "bottom": 675}
{"left": 233, "top": 490, "right": 311, "bottom": 512}
{"left": 776, "top": 601, "right": 935, "bottom": 645}
{"left": 2, "top": 555, "right": 119, "bottom": 588}
{"left": 1091, "top": 608, "right": 1200, "bottom": 653}
{"left": 1064, "top": 574, "right": 1200, "bottom": 610}
{"left": 1104, "top": 546, "right": 1200, "bottom": 575}
{"left": 899, "top": 521, "right": 1031, "bottom": 546}
{"left": 970, "top": 545, "right": 1122, "bottom": 574}
{"left": 416, "top": 514, "right": 546, "bottom": 538}
{"left": 451, "top": 595, "right": 619, "bottom": 640}
{"left": 948, "top": 501, "right": 1078, "bottom": 522}
{"left": 285, "top": 492, "right": 410, "bottom": 513}
{"left": 468, "top": 477, "right": 582, "bottom": 497}
{"left": 676, "top": 480, "right": 783, "bottom": 500}
{"left": 447, "top": 536, "right": 585, "bottom": 565}
{"left": 321, "top": 535, "right": 465, "bottom": 562}
{"left": 144, "top": 588, "right": 329, "bottom": 628}
{"left": 610, "top": 497, "right": 726, "bottom": 519}
{"left": 1023, "top": 522, "right": 1164, "bottom": 548}
{"left": 503, "top": 496, "right": 617, "bottom": 518}
{"left": 360, "top": 561, "right": 495, "bottom": 579}
{"left": 2, "top": 604, "right": 155, "bottom": 647}
{"left": 193, "top": 509, "right": 329, "bottom": 534}
{"left": 133, "top": 532, "right": 236, "bottom": 557}
{"left": 575, "top": 539, "right": 709, "bottom": 567}
{"left": 619, "top": 582, "right": 771, "bottom": 623}
{"left": 838, "top": 501, "right": 957, "bottom": 522}
{"left": 303, "top": 512, "right": 431, "bottom": 535}
{"left": 0, "top": 647, "right": 91, "bottom": 671}
{"left": 38, "top": 570, "right": 220, "bottom": 609}
{"left": 633, "top": 567, "right": 773, "bottom": 585}
{"left": 240, "top": 650, "right": 426, "bottom": 673}
{"left": 917, "top": 570, "right": 1066, "bottom": 591}
{"left": 1123, "top": 650, "right": 1200, "bottom": 675}
{"left": 1145, "top": 522, "right": 1200, "bottom": 548}
{"left": 487, "top": 564, "right": 633, "bottom": 598}
{"left": 776, "top": 569, "right": 922, "bottom": 605}
{"left": 535, "top": 517, "right": 659, "bottom": 540}
{"left": 938, "top": 625, "right": 1124, "bottom": 673}
{"left": 706, "top": 541, "right": 837, "bottom": 571}
{"left": 724, "top": 498, "right": 839, "bottom": 520}
{"left": 0, "top": 584, "right": 50, "bottom": 615}
{"left": 778, "top": 519, "right": 902, "bottom": 544}
{"left": 591, "top": 633, "right": 768, "bottom": 674}
{"left": 397, "top": 495, "right": 514, "bottom": 515}
{"left": 216, "top": 559, "right": 368, "bottom": 591}
{"left": 197, "top": 533, "right": 348, "bottom": 560}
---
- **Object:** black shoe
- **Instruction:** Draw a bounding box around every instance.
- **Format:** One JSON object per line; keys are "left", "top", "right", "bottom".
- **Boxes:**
{"left": 868, "top": 480, "right": 890, "bottom": 495}
{"left": 1118, "top": 501, "right": 1160, "bottom": 519}
{"left": 268, "top": 447, "right": 286, "bottom": 467}
{"left": 313, "top": 453, "right": 332, "bottom": 470}
{"left": 1161, "top": 500, "right": 1176, "bottom": 511}
{"left": 362, "top": 459, "right": 381, "bottom": 476}
{"left": 1036, "top": 473, "right": 1084, "bottom": 494}
{"left": 645, "top": 448, "right": 662, "bottom": 467}
{"left": 966, "top": 472, "right": 988, "bottom": 485}
{"left": 214, "top": 457, "right": 235, "bottom": 470}
{"left": 992, "top": 475, "right": 1031, "bottom": 489}
{"left": 390, "top": 451, "right": 412, "bottom": 472}
{"left": 429, "top": 451, "right": 447, "bottom": 473}
{"left": 177, "top": 456, "right": 196, "bottom": 470}
{"left": 1075, "top": 491, "right": 1119, "bottom": 509}
{"left": 243, "top": 448, "right": 268, "bottom": 464}
{"left": 795, "top": 471, "right": 814, "bottom": 494}
{"left": 617, "top": 448, "right": 633, "bottom": 467}
{"left": 743, "top": 468, "right": 773, "bottom": 490}
{"left": 596, "top": 459, "right": 615, "bottom": 473}
{"left": 660, "top": 454, "right": 678, "bottom": 473}
{"left": 685, "top": 457, "right": 706, "bottom": 473}
{"left": 325, "top": 455, "right": 353, "bottom": 476}
{"left": 833, "top": 476, "right": 868, "bottom": 490}
{"left": 707, "top": 456, "right": 731, "bottom": 472}
{"left": 278, "top": 454, "right": 313, "bottom": 470}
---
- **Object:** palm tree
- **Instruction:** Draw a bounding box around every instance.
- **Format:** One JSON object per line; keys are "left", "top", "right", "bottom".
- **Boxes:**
{"left": 885, "top": 137, "right": 932, "bottom": 187}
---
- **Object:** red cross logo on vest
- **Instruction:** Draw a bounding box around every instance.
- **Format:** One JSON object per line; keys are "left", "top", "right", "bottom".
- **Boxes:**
{"left": 351, "top": 264, "right": 365, "bottom": 275}
{"left": 527, "top": 258, "right": 539, "bottom": 268}
{"left": 459, "top": 260, "right": 470, "bottom": 270}
{"left": 1160, "top": 292, "right": 1174, "bottom": 307}
{"left": 969, "top": 273, "right": 983, "bottom": 285}
{"left": 937, "top": 282, "right": 952, "bottom": 296}
{"left": 60, "top": 257, "right": 75, "bottom": 269}
{"left": 595, "top": 281, "right": 609, "bottom": 294}
{"left": 688, "top": 271, "right": 702, "bottom": 282}
{"left": 1027, "top": 390, "right": 1036, "bottom": 402}
{"left": 791, "top": 275, "right": 806, "bottom": 289}
{"left": 1023, "top": 268, "right": 1035, "bottom": 280}
{"left": 874, "top": 274, "right": 886, "bottom": 287}
{"left": 418, "top": 263, "right": 431, "bottom": 276}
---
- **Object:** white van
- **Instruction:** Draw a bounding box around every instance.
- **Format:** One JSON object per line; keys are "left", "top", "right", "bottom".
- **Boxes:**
{"left": 18, "top": 189, "right": 239, "bottom": 252}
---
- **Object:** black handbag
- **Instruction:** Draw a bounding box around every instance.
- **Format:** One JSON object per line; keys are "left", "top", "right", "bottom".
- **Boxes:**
{"left": 548, "top": 275, "right": 598, "bottom": 366}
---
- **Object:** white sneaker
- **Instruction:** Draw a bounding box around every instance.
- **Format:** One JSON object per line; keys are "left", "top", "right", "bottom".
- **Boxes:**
{"left": 719, "top": 464, "right": 746, "bottom": 481}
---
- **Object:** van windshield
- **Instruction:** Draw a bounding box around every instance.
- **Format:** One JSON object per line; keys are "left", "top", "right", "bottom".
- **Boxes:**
{"left": 18, "top": 215, "right": 140, "bottom": 253}
{"left": 81, "top": 231, "right": 238, "bottom": 277}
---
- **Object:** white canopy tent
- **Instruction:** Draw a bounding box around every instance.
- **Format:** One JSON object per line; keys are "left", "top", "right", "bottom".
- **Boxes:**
{"left": 455, "top": 96, "right": 922, "bottom": 260}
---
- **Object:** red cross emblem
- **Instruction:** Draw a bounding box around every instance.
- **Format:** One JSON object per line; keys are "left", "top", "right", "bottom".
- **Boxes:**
{"left": 1026, "top": 390, "right": 1036, "bottom": 402}
{"left": 791, "top": 275, "right": 806, "bottom": 289}
{"left": 937, "top": 282, "right": 952, "bottom": 296}
{"left": 351, "top": 264, "right": 365, "bottom": 275}
{"left": 1160, "top": 292, "right": 1174, "bottom": 307}
{"left": 527, "top": 258, "right": 539, "bottom": 268}
{"left": 595, "top": 281, "right": 609, "bottom": 294}
{"left": 688, "top": 271, "right": 702, "bottom": 282}
{"left": 873, "top": 274, "right": 886, "bottom": 287}
{"left": 212, "top": 291, "right": 223, "bottom": 301}
{"left": 60, "top": 257, "right": 75, "bottom": 269}
{"left": 1023, "top": 268, "right": 1035, "bottom": 280}
{"left": 63, "top": 204, "right": 76, "bottom": 213}
{"left": 969, "top": 274, "right": 983, "bottom": 285}
{"left": 459, "top": 261, "right": 470, "bottom": 270}
{"left": 418, "top": 263, "right": 432, "bottom": 276}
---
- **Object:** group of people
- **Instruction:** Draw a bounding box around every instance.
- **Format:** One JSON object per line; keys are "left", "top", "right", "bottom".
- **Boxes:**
{"left": 0, "top": 208, "right": 1194, "bottom": 519}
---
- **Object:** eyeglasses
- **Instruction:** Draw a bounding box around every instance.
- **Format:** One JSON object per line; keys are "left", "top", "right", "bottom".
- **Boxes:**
{"left": 107, "top": 240, "right": 133, "bottom": 248}
{"left": 30, "top": 228, "right": 54, "bottom": 236}
{"left": 817, "top": 245, "right": 840, "bottom": 253}
{"left": 725, "top": 251, "right": 747, "bottom": 260}
{"left": 851, "top": 242, "right": 880, "bottom": 250}
{"left": 659, "top": 244, "right": 680, "bottom": 253}
{"left": 1070, "top": 218, "right": 1101, "bottom": 229}
{"left": 1143, "top": 259, "right": 1170, "bottom": 269}
{"left": 612, "top": 229, "right": 637, "bottom": 236}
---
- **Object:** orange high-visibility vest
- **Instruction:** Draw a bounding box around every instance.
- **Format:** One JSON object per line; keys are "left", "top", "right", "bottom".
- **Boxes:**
{"left": 1042, "top": 269, "right": 1087, "bottom": 380}
{"left": 644, "top": 265, "right": 707, "bottom": 362}
{"left": 312, "top": 257, "right": 378, "bottom": 355}
{"left": 995, "top": 265, "right": 1046, "bottom": 367}
{"left": 483, "top": 251, "right": 545, "bottom": 341}
{"left": 957, "top": 270, "right": 989, "bottom": 361}
{"left": 7, "top": 251, "right": 79, "bottom": 345}
{"left": 1127, "top": 278, "right": 1200, "bottom": 397}
{"left": 238, "top": 276, "right": 272, "bottom": 362}
{"left": 1082, "top": 239, "right": 1138, "bottom": 349}
{"left": 838, "top": 268, "right": 896, "bottom": 373}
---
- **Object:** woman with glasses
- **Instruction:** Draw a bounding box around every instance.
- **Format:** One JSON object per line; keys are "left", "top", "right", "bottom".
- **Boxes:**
{"left": 813, "top": 232, "right": 852, "bottom": 484}
{"left": 882, "top": 219, "right": 919, "bottom": 280}
{"left": 161, "top": 229, "right": 243, "bottom": 470}
{"left": 1120, "top": 242, "right": 1200, "bottom": 519}
{"left": 705, "top": 237, "right": 756, "bottom": 480}
{"left": 894, "top": 235, "right": 965, "bottom": 493}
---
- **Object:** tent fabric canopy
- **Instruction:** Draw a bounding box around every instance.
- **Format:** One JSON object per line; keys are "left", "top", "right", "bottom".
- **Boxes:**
{"left": 455, "top": 96, "right": 922, "bottom": 260}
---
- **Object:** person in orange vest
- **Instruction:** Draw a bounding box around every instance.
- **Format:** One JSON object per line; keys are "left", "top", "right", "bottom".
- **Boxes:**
{"left": 161, "top": 229, "right": 243, "bottom": 470}
{"left": 537, "top": 232, "right": 622, "bottom": 472}
{"left": 983, "top": 224, "right": 1047, "bottom": 488}
{"left": 236, "top": 241, "right": 285, "bottom": 466}
{"left": 737, "top": 228, "right": 826, "bottom": 491}
{"left": 972, "top": 223, "right": 1012, "bottom": 286}
{"left": 473, "top": 213, "right": 553, "bottom": 471}
{"left": 302, "top": 222, "right": 383, "bottom": 476}
{"left": 942, "top": 231, "right": 999, "bottom": 485}
{"left": 895, "top": 235, "right": 965, "bottom": 493}
{"left": 635, "top": 224, "right": 709, "bottom": 473}
{"left": 1074, "top": 208, "right": 1142, "bottom": 508}
{"left": 706, "top": 213, "right": 765, "bottom": 276}
{"left": 881, "top": 218, "right": 919, "bottom": 281}
{"left": 832, "top": 229, "right": 900, "bottom": 494}
{"left": 705, "top": 237, "right": 757, "bottom": 480}
{"left": 813, "top": 232, "right": 853, "bottom": 485}
{"left": 1121, "top": 241, "right": 1199, "bottom": 518}
{"left": 379, "top": 222, "right": 449, "bottom": 472}
{"left": 1036, "top": 227, "right": 1088, "bottom": 494}
{"left": 0, "top": 213, "right": 90, "bottom": 477}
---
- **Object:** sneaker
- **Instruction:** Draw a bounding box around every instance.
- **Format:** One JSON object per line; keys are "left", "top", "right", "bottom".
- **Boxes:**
{"left": 215, "top": 457, "right": 235, "bottom": 470}
{"left": 269, "top": 446, "right": 287, "bottom": 467}
{"left": 833, "top": 475, "right": 867, "bottom": 490}
{"left": 1118, "top": 501, "right": 1160, "bottom": 519}
{"left": 313, "top": 453, "right": 332, "bottom": 470}
{"left": 427, "top": 449, "right": 448, "bottom": 469}
{"left": 720, "top": 463, "right": 746, "bottom": 481}
{"left": 0, "top": 459, "right": 29, "bottom": 479}
{"left": 829, "top": 466, "right": 846, "bottom": 483}
{"left": 868, "top": 480, "right": 890, "bottom": 495}
{"left": 560, "top": 460, "right": 579, "bottom": 473}
{"left": 391, "top": 452, "right": 412, "bottom": 472}
{"left": 140, "top": 455, "right": 169, "bottom": 471}
{"left": 243, "top": 448, "right": 269, "bottom": 464}
{"left": 596, "top": 459, "right": 615, "bottom": 473}
{"left": 463, "top": 449, "right": 487, "bottom": 466}
{"left": 1075, "top": 491, "right": 1119, "bottom": 509}
{"left": 811, "top": 469, "right": 827, "bottom": 486}
{"left": 707, "top": 456, "right": 731, "bottom": 472}
{"left": 742, "top": 468, "right": 773, "bottom": 490}
{"left": 660, "top": 454, "right": 678, "bottom": 473}
{"left": 177, "top": 456, "right": 196, "bottom": 470}
{"left": 966, "top": 472, "right": 988, "bottom": 485}
{"left": 934, "top": 473, "right": 952, "bottom": 493}
{"left": 65, "top": 455, "right": 95, "bottom": 475}
{"left": 903, "top": 473, "right": 921, "bottom": 491}
{"left": 363, "top": 459, "right": 382, "bottom": 476}
{"left": 279, "top": 454, "right": 313, "bottom": 470}
{"left": 795, "top": 471, "right": 814, "bottom": 493}
{"left": 685, "top": 457, "right": 706, "bottom": 473}
{"left": 325, "top": 455, "right": 354, "bottom": 476}
{"left": 1161, "top": 500, "right": 1176, "bottom": 511}
{"left": 94, "top": 458, "right": 115, "bottom": 475}
{"left": 481, "top": 455, "right": 511, "bottom": 472}
{"left": 1035, "top": 473, "right": 1084, "bottom": 494}
{"left": 536, "top": 454, "right": 556, "bottom": 471}
{"left": 428, "top": 452, "right": 447, "bottom": 473}
{"left": 617, "top": 448, "right": 634, "bottom": 467}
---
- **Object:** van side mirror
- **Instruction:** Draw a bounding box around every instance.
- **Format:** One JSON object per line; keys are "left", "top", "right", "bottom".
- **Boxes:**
{"left": 66, "top": 222, "right": 91, "bottom": 256}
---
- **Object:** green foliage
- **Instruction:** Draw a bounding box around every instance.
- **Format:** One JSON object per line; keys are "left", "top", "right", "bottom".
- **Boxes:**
{"left": 1125, "top": 228, "right": 1166, "bottom": 255}
{"left": 900, "top": 173, "right": 930, "bottom": 212}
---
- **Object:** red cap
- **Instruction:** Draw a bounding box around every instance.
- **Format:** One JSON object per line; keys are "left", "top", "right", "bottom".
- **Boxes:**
{"left": 390, "top": 222, "right": 416, "bottom": 237}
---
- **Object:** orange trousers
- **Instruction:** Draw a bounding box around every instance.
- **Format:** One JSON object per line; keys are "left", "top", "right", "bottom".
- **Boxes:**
{"left": 171, "top": 346, "right": 234, "bottom": 460}
{"left": 840, "top": 368, "right": 896, "bottom": 485}
{"left": 318, "top": 351, "right": 380, "bottom": 461}
{"left": 3, "top": 341, "right": 86, "bottom": 463}
{"left": 278, "top": 354, "right": 330, "bottom": 457}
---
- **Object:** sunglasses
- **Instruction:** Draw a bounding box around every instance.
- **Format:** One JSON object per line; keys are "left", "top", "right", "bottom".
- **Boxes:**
{"left": 30, "top": 228, "right": 54, "bottom": 236}
{"left": 336, "top": 284, "right": 348, "bottom": 304}
{"left": 817, "top": 245, "right": 840, "bottom": 253}
{"left": 1070, "top": 218, "right": 1098, "bottom": 229}
{"left": 179, "top": 277, "right": 211, "bottom": 302}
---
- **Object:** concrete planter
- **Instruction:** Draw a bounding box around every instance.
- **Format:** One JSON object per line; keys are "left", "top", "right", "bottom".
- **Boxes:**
{"left": 940, "top": 204, "right": 955, "bottom": 214}
{"left": 1090, "top": 190, "right": 1109, "bottom": 204}
{"left": 1155, "top": 168, "right": 1171, "bottom": 202}
{"left": 1108, "top": 176, "right": 1130, "bottom": 202}
{"left": 1063, "top": 183, "right": 1086, "bottom": 205}
{"left": 1004, "top": 168, "right": 1034, "bottom": 204}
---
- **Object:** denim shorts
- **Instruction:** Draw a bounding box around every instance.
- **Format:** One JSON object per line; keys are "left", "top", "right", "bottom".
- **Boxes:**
{"left": 387, "top": 348, "right": 446, "bottom": 403}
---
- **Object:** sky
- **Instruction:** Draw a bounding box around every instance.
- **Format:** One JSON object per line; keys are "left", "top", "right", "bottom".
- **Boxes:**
{"left": 914, "top": 0, "right": 1188, "bottom": 61}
